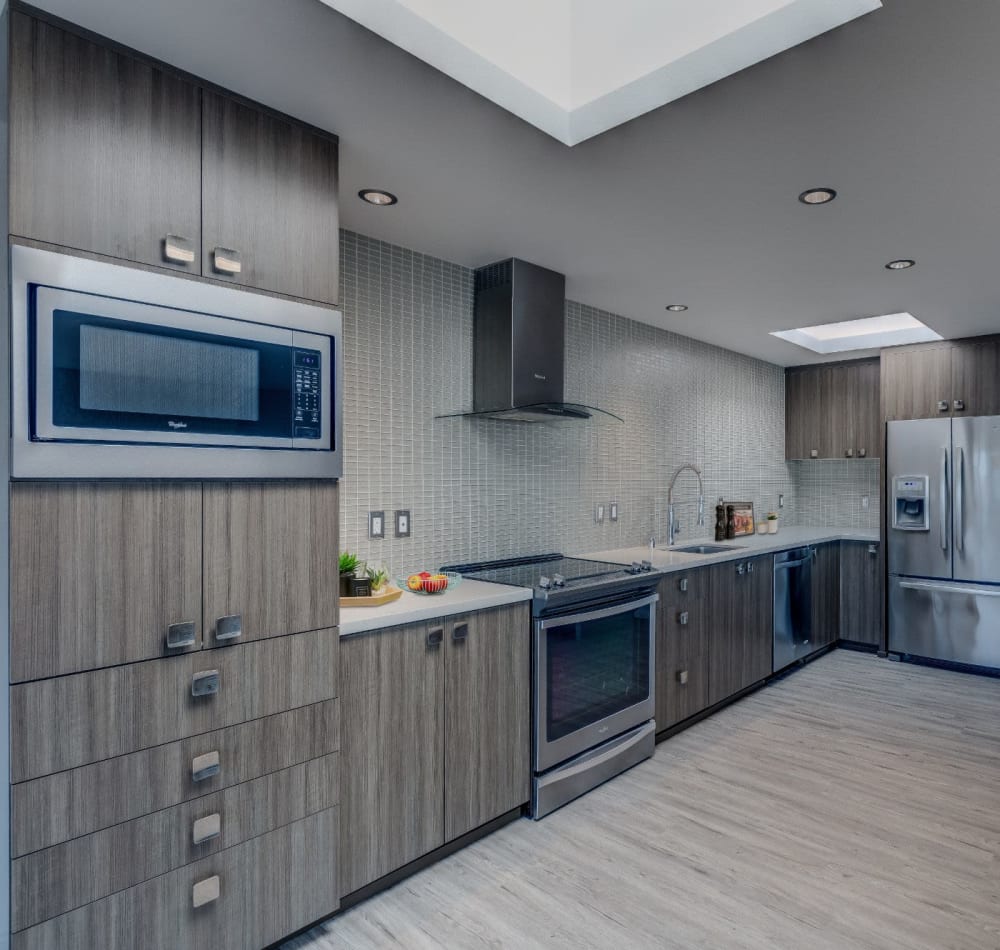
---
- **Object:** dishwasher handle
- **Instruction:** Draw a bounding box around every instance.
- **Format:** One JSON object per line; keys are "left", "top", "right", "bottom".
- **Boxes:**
{"left": 774, "top": 557, "right": 810, "bottom": 571}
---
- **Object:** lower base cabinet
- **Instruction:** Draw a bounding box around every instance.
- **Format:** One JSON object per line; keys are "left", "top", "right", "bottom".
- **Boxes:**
{"left": 811, "top": 542, "right": 841, "bottom": 650}
{"left": 340, "top": 603, "right": 530, "bottom": 896}
{"left": 840, "top": 541, "right": 883, "bottom": 645}
{"left": 656, "top": 571, "right": 711, "bottom": 730}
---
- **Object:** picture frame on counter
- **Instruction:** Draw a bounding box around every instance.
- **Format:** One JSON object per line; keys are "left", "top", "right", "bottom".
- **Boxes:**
{"left": 725, "top": 502, "right": 755, "bottom": 538}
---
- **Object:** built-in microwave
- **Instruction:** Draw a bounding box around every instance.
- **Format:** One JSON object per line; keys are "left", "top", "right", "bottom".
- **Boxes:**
{"left": 11, "top": 244, "right": 342, "bottom": 478}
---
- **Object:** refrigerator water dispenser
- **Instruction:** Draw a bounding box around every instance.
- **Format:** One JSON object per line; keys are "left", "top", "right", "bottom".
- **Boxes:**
{"left": 892, "top": 475, "right": 930, "bottom": 530}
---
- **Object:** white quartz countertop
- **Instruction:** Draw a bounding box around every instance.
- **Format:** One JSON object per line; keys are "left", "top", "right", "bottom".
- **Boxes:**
{"left": 339, "top": 578, "right": 532, "bottom": 637}
{"left": 580, "top": 526, "right": 880, "bottom": 575}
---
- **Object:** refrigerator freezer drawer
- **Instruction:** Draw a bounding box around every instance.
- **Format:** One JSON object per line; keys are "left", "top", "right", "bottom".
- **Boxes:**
{"left": 889, "top": 576, "right": 1000, "bottom": 668}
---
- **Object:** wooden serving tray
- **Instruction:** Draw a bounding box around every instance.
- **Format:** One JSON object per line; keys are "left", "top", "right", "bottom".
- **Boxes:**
{"left": 341, "top": 585, "right": 404, "bottom": 608}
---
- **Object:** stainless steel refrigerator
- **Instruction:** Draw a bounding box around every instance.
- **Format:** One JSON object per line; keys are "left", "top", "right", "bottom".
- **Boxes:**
{"left": 887, "top": 416, "right": 1000, "bottom": 668}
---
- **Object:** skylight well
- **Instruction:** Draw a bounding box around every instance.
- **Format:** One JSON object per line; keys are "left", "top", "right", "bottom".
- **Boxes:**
{"left": 771, "top": 313, "right": 942, "bottom": 354}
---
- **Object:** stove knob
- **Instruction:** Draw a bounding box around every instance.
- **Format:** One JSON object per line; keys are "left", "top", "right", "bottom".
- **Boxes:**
{"left": 641, "top": 560, "right": 653, "bottom": 572}
{"left": 552, "top": 573, "right": 566, "bottom": 588}
{"left": 629, "top": 562, "right": 642, "bottom": 575}
{"left": 539, "top": 576, "right": 552, "bottom": 590}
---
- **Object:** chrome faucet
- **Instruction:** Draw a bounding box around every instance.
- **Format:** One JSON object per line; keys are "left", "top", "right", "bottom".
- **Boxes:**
{"left": 667, "top": 464, "right": 705, "bottom": 546}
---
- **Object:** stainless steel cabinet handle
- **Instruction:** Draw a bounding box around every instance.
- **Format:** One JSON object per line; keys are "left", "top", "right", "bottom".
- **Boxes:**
{"left": 166, "top": 621, "right": 196, "bottom": 650}
{"left": 427, "top": 627, "right": 444, "bottom": 647}
{"left": 736, "top": 563, "right": 745, "bottom": 575}
{"left": 938, "top": 400, "right": 950, "bottom": 413}
{"left": 953, "top": 399, "right": 965, "bottom": 412}
{"left": 677, "top": 670, "right": 689, "bottom": 685}
{"left": 867, "top": 543, "right": 878, "bottom": 556}
{"left": 163, "top": 234, "right": 195, "bottom": 265}
{"left": 858, "top": 448, "right": 867, "bottom": 458}
{"left": 192, "top": 750, "right": 220, "bottom": 783}
{"left": 192, "top": 875, "right": 220, "bottom": 909}
{"left": 940, "top": 447, "right": 949, "bottom": 552}
{"left": 215, "top": 614, "right": 242, "bottom": 642}
{"left": 191, "top": 670, "right": 220, "bottom": 698}
{"left": 679, "top": 577, "right": 688, "bottom": 593}
{"left": 193, "top": 813, "right": 222, "bottom": 845}
{"left": 955, "top": 447, "right": 964, "bottom": 553}
{"left": 845, "top": 448, "right": 854, "bottom": 458}
{"left": 810, "top": 448, "right": 818, "bottom": 458}
{"left": 212, "top": 246, "right": 242, "bottom": 275}
{"left": 747, "top": 561, "right": 755, "bottom": 573}
{"left": 452, "top": 622, "right": 469, "bottom": 642}
{"left": 678, "top": 611, "right": 689, "bottom": 626}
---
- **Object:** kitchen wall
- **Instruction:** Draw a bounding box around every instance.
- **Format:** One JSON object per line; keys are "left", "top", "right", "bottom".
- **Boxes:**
{"left": 340, "top": 230, "right": 803, "bottom": 574}
{"left": 787, "top": 460, "right": 880, "bottom": 531}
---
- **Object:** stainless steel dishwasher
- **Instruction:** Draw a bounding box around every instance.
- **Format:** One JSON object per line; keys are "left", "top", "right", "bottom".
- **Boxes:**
{"left": 773, "top": 547, "right": 813, "bottom": 671}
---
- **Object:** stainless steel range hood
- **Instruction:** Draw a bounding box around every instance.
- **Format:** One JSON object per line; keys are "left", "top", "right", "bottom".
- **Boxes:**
{"left": 439, "top": 258, "right": 622, "bottom": 425}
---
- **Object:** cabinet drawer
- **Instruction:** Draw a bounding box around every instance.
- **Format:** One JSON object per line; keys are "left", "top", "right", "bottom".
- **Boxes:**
{"left": 13, "top": 753, "right": 339, "bottom": 931}
{"left": 11, "top": 628, "right": 338, "bottom": 782}
{"left": 13, "top": 699, "right": 339, "bottom": 858}
{"left": 12, "top": 806, "right": 339, "bottom": 950}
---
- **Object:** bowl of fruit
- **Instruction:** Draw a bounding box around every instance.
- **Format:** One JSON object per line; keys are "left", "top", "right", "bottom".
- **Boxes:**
{"left": 398, "top": 570, "right": 462, "bottom": 595}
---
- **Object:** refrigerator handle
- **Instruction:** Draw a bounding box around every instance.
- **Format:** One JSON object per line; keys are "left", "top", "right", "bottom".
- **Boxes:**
{"left": 955, "top": 447, "right": 964, "bottom": 553}
{"left": 940, "top": 447, "right": 949, "bottom": 552}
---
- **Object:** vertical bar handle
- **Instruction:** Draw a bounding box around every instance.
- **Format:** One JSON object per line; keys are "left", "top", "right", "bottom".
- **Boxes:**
{"left": 940, "top": 447, "right": 949, "bottom": 552}
{"left": 955, "top": 447, "right": 964, "bottom": 553}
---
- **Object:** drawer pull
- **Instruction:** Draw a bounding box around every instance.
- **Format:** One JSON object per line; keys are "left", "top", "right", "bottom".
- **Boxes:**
{"left": 163, "top": 234, "right": 195, "bottom": 264}
{"left": 215, "top": 614, "right": 242, "bottom": 642}
{"left": 810, "top": 448, "right": 819, "bottom": 458}
{"left": 736, "top": 563, "right": 745, "bottom": 576}
{"left": 192, "top": 750, "right": 221, "bottom": 783}
{"left": 191, "top": 670, "right": 220, "bottom": 697}
{"left": 166, "top": 620, "right": 196, "bottom": 650}
{"left": 678, "top": 611, "right": 689, "bottom": 626}
{"left": 452, "top": 622, "right": 469, "bottom": 642}
{"left": 212, "top": 247, "right": 242, "bottom": 275}
{"left": 427, "top": 627, "right": 444, "bottom": 648}
{"left": 192, "top": 875, "right": 220, "bottom": 909}
{"left": 193, "top": 813, "right": 222, "bottom": 845}
{"left": 679, "top": 577, "right": 688, "bottom": 593}
{"left": 677, "top": 670, "right": 689, "bottom": 685}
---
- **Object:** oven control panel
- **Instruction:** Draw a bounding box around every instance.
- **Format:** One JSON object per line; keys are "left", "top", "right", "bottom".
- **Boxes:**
{"left": 293, "top": 349, "right": 322, "bottom": 439}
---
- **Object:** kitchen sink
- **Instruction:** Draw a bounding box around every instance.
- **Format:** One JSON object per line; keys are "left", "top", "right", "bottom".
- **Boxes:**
{"left": 671, "top": 543, "right": 745, "bottom": 555}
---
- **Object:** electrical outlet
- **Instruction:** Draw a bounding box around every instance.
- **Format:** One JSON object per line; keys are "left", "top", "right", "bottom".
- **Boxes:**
{"left": 368, "top": 510, "right": 385, "bottom": 539}
{"left": 609, "top": 502, "right": 619, "bottom": 522}
{"left": 395, "top": 510, "right": 411, "bottom": 538}
{"left": 778, "top": 493, "right": 785, "bottom": 510}
{"left": 862, "top": 494, "right": 870, "bottom": 510}
{"left": 595, "top": 504, "right": 605, "bottom": 524}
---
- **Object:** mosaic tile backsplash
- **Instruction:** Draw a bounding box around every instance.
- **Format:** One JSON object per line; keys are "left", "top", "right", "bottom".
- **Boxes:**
{"left": 339, "top": 230, "right": 875, "bottom": 574}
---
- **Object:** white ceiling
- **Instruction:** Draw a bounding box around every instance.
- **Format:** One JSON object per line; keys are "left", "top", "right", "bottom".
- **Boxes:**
{"left": 29, "top": 0, "right": 1000, "bottom": 365}
{"left": 320, "top": 0, "right": 882, "bottom": 144}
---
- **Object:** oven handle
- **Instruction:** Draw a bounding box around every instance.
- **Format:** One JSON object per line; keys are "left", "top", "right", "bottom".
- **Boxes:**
{"left": 536, "top": 592, "right": 660, "bottom": 631}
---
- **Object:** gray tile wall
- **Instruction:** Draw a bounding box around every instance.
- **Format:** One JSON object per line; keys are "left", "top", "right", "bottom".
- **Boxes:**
{"left": 339, "top": 230, "right": 873, "bottom": 574}
{"left": 786, "top": 460, "right": 881, "bottom": 531}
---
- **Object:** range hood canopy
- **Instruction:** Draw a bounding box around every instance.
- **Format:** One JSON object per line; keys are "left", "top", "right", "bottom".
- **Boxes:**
{"left": 441, "top": 258, "right": 622, "bottom": 425}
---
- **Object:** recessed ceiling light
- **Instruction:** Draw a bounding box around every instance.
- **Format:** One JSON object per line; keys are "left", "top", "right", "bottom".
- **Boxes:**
{"left": 665, "top": 304, "right": 688, "bottom": 312}
{"left": 359, "top": 189, "right": 398, "bottom": 206}
{"left": 885, "top": 259, "right": 915, "bottom": 270}
{"left": 798, "top": 187, "right": 837, "bottom": 205}
{"left": 771, "top": 312, "right": 942, "bottom": 354}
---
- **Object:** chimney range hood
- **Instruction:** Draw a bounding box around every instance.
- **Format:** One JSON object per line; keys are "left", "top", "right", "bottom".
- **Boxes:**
{"left": 439, "top": 258, "right": 623, "bottom": 425}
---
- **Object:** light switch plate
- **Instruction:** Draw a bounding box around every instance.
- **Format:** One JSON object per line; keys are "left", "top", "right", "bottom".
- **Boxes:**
{"left": 595, "top": 504, "right": 605, "bottom": 524}
{"left": 395, "top": 510, "right": 411, "bottom": 538}
{"left": 369, "top": 510, "right": 385, "bottom": 539}
{"left": 609, "top": 502, "right": 619, "bottom": 522}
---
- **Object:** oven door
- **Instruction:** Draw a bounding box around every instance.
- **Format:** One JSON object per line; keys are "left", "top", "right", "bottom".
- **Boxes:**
{"left": 32, "top": 286, "right": 331, "bottom": 451}
{"left": 534, "top": 592, "right": 657, "bottom": 773}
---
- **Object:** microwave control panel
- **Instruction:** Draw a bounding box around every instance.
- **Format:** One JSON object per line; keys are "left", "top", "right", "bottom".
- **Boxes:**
{"left": 293, "top": 349, "right": 322, "bottom": 439}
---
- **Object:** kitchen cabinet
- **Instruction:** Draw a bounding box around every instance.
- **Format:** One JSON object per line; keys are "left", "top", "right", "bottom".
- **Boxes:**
{"left": 950, "top": 337, "right": 1000, "bottom": 416}
{"left": 202, "top": 91, "right": 340, "bottom": 303}
{"left": 785, "top": 358, "right": 880, "bottom": 459}
{"left": 706, "top": 556, "right": 773, "bottom": 706}
{"left": 840, "top": 541, "right": 883, "bottom": 646}
{"left": 656, "top": 570, "right": 711, "bottom": 730}
{"left": 340, "top": 604, "right": 529, "bottom": 896}
{"left": 202, "top": 481, "right": 339, "bottom": 647}
{"left": 881, "top": 343, "right": 955, "bottom": 420}
{"left": 810, "top": 543, "right": 840, "bottom": 650}
{"left": 9, "top": 12, "right": 202, "bottom": 272}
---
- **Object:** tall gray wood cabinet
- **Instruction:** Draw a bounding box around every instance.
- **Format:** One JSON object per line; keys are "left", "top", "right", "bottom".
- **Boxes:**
{"left": 339, "top": 604, "right": 531, "bottom": 897}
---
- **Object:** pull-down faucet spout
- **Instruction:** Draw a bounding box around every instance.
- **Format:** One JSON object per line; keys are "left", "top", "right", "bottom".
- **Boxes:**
{"left": 667, "top": 464, "right": 705, "bottom": 546}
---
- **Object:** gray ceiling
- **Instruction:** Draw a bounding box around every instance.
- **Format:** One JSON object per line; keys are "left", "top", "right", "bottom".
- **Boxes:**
{"left": 32, "top": 0, "right": 1000, "bottom": 365}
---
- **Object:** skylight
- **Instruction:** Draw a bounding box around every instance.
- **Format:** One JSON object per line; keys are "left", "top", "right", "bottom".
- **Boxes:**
{"left": 771, "top": 313, "right": 943, "bottom": 354}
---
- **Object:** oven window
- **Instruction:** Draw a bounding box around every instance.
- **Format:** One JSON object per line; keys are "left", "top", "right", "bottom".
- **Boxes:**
{"left": 79, "top": 324, "right": 260, "bottom": 421}
{"left": 545, "top": 602, "right": 651, "bottom": 742}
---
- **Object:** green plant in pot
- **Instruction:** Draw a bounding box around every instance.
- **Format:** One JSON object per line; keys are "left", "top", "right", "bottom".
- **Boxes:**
{"left": 767, "top": 512, "right": 779, "bottom": 534}
{"left": 339, "top": 552, "right": 360, "bottom": 596}
{"left": 365, "top": 563, "right": 390, "bottom": 593}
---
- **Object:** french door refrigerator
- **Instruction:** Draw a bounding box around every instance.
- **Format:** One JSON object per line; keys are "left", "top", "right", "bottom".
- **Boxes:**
{"left": 888, "top": 416, "right": 1000, "bottom": 668}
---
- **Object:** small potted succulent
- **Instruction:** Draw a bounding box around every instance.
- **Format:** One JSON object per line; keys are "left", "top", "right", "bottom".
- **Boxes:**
{"left": 339, "top": 551, "right": 360, "bottom": 596}
{"left": 365, "top": 563, "right": 390, "bottom": 594}
{"left": 767, "top": 512, "right": 779, "bottom": 534}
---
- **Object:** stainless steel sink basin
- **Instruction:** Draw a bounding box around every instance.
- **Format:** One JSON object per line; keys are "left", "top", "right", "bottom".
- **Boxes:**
{"left": 671, "top": 543, "right": 745, "bottom": 555}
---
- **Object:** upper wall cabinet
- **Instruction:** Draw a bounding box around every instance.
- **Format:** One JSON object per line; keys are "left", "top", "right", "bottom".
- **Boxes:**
{"left": 202, "top": 92, "right": 340, "bottom": 303}
{"left": 9, "top": 12, "right": 202, "bottom": 271}
{"left": 882, "top": 337, "right": 1000, "bottom": 420}
{"left": 785, "top": 358, "right": 881, "bottom": 460}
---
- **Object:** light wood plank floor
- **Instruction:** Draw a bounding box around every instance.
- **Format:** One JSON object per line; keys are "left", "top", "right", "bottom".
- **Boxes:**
{"left": 284, "top": 652, "right": 1000, "bottom": 950}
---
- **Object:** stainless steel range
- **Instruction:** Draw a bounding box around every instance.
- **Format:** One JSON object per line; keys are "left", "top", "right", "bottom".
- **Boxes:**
{"left": 448, "top": 554, "right": 660, "bottom": 819}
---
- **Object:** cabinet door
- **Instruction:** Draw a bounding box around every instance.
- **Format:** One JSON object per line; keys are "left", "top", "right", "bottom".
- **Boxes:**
{"left": 810, "top": 543, "right": 841, "bottom": 649}
{"left": 785, "top": 367, "right": 822, "bottom": 460}
{"left": 202, "top": 91, "right": 339, "bottom": 303}
{"left": 203, "top": 481, "right": 339, "bottom": 647}
{"left": 339, "top": 622, "right": 445, "bottom": 895}
{"left": 951, "top": 338, "right": 1000, "bottom": 417}
{"left": 707, "top": 557, "right": 772, "bottom": 706}
{"left": 9, "top": 13, "right": 201, "bottom": 270}
{"left": 9, "top": 482, "right": 202, "bottom": 682}
{"left": 840, "top": 542, "right": 882, "bottom": 646}
{"left": 881, "top": 344, "right": 953, "bottom": 421}
{"left": 656, "top": 571, "right": 711, "bottom": 729}
{"left": 444, "top": 605, "right": 530, "bottom": 841}
{"left": 854, "top": 359, "right": 882, "bottom": 459}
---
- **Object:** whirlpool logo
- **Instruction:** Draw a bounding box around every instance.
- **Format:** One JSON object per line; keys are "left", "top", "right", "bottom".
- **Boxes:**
{"left": 167, "top": 420, "right": 188, "bottom": 429}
